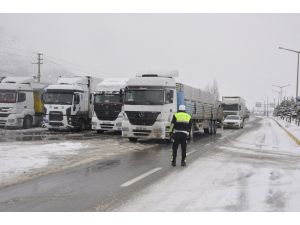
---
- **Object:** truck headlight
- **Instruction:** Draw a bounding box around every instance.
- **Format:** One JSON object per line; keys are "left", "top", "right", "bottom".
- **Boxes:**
{"left": 8, "top": 119, "right": 15, "bottom": 123}
{"left": 123, "top": 112, "right": 128, "bottom": 120}
{"left": 156, "top": 113, "right": 162, "bottom": 121}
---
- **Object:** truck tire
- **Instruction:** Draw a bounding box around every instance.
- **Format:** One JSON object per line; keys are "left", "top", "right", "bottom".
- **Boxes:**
{"left": 204, "top": 128, "right": 209, "bottom": 134}
{"left": 23, "top": 116, "right": 33, "bottom": 129}
{"left": 213, "top": 121, "right": 217, "bottom": 134}
{"left": 129, "top": 137, "right": 137, "bottom": 142}
{"left": 209, "top": 121, "right": 213, "bottom": 135}
{"left": 97, "top": 130, "right": 104, "bottom": 134}
{"left": 78, "top": 119, "right": 86, "bottom": 131}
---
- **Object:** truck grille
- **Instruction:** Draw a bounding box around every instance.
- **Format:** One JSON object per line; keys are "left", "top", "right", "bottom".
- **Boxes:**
{"left": 0, "top": 113, "right": 9, "bottom": 118}
{"left": 0, "top": 119, "right": 6, "bottom": 126}
{"left": 49, "top": 122, "right": 64, "bottom": 127}
{"left": 49, "top": 111, "right": 63, "bottom": 121}
{"left": 94, "top": 104, "right": 121, "bottom": 121}
{"left": 100, "top": 123, "right": 114, "bottom": 129}
{"left": 125, "top": 111, "right": 160, "bottom": 126}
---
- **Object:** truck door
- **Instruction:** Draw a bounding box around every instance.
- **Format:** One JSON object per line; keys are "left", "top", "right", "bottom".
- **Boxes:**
{"left": 72, "top": 93, "right": 80, "bottom": 114}
{"left": 16, "top": 91, "right": 29, "bottom": 113}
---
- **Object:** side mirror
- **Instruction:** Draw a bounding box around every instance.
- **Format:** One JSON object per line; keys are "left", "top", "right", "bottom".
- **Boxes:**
{"left": 74, "top": 94, "right": 80, "bottom": 104}
{"left": 119, "top": 89, "right": 123, "bottom": 103}
{"left": 41, "top": 93, "right": 44, "bottom": 103}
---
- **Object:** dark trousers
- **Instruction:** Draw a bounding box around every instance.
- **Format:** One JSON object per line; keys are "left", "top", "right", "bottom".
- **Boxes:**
{"left": 172, "top": 132, "right": 187, "bottom": 162}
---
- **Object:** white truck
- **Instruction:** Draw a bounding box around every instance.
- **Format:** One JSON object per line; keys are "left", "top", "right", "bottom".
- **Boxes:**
{"left": 222, "top": 96, "right": 246, "bottom": 119}
{"left": 43, "top": 76, "right": 101, "bottom": 131}
{"left": 122, "top": 72, "right": 223, "bottom": 142}
{"left": 92, "top": 78, "right": 128, "bottom": 133}
{"left": 0, "top": 76, "right": 47, "bottom": 128}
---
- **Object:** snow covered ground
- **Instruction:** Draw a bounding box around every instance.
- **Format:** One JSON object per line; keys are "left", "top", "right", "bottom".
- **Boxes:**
{"left": 0, "top": 132, "right": 159, "bottom": 187}
{"left": 116, "top": 117, "right": 300, "bottom": 211}
{"left": 274, "top": 117, "right": 300, "bottom": 142}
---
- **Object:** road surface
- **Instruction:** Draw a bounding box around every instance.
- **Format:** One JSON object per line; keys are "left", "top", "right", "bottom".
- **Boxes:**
{"left": 0, "top": 117, "right": 299, "bottom": 211}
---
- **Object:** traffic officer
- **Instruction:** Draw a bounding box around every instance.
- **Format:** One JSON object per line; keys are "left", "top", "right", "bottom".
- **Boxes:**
{"left": 169, "top": 104, "right": 192, "bottom": 167}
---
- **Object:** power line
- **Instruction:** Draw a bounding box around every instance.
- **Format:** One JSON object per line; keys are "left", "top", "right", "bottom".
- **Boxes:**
{"left": 0, "top": 69, "right": 23, "bottom": 76}
{"left": 43, "top": 55, "right": 112, "bottom": 77}
{"left": 0, "top": 45, "right": 37, "bottom": 54}
{"left": 0, "top": 50, "right": 34, "bottom": 59}
{"left": 44, "top": 57, "right": 95, "bottom": 75}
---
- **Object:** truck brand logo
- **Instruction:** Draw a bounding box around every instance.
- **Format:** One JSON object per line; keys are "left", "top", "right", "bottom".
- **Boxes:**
{"left": 138, "top": 112, "right": 144, "bottom": 118}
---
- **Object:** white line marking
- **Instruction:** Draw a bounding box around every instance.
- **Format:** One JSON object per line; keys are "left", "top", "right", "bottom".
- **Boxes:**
{"left": 120, "top": 167, "right": 162, "bottom": 187}
{"left": 187, "top": 150, "right": 196, "bottom": 156}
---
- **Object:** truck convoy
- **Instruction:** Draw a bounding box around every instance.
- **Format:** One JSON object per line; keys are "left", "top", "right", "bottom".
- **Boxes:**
{"left": 222, "top": 96, "right": 246, "bottom": 119}
{"left": 43, "top": 76, "right": 101, "bottom": 131}
{"left": 0, "top": 76, "right": 47, "bottom": 128}
{"left": 122, "top": 72, "right": 223, "bottom": 141}
{"left": 92, "top": 78, "right": 128, "bottom": 133}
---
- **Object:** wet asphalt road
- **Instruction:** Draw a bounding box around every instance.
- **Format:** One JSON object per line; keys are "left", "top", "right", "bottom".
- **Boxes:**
{"left": 0, "top": 120, "right": 255, "bottom": 212}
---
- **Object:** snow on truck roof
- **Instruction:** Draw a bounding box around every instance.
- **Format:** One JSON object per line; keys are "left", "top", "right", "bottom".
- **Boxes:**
{"left": 1, "top": 76, "right": 35, "bottom": 84}
{"left": 95, "top": 78, "right": 129, "bottom": 92}
{"left": 46, "top": 84, "right": 84, "bottom": 92}
{"left": 0, "top": 76, "right": 48, "bottom": 91}
{"left": 127, "top": 76, "right": 176, "bottom": 87}
{"left": 57, "top": 77, "right": 89, "bottom": 85}
{"left": 136, "top": 70, "right": 179, "bottom": 78}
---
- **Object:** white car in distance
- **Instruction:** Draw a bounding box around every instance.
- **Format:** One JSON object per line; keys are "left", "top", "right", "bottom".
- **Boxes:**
{"left": 223, "top": 115, "right": 244, "bottom": 129}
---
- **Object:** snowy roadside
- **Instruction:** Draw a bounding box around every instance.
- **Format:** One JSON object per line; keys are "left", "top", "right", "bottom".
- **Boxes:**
{"left": 0, "top": 136, "right": 158, "bottom": 188}
{"left": 115, "top": 117, "right": 300, "bottom": 211}
{"left": 0, "top": 140, "right": 88, "bottom": 187}
{"left": 0, "top": 127, "right": 47, "bottom": 136}
{"left": 273, "top": 117, "right": 300, "bottom": 144}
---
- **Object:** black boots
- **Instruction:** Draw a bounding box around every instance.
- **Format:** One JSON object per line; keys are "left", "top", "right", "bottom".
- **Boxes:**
{"left": 172, "top": 159, "right": 187, "bottom": 167}
{"left": 171, "top": 160, "right": 176, "bottom": 167}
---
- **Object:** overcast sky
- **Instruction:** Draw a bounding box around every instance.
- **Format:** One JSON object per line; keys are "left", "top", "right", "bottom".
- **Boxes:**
{"left": 0, "top": 14, "right": 300, "bottom": 108}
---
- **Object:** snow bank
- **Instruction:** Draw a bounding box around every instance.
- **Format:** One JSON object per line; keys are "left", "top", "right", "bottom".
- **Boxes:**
{"left": 115, "top": 117, "right": 300, "bottom": 211}
{"left": 274, "top": 117, "right": 300, "bottom": 143}
{"left": 0, "top": 141, "right": 86, "bottom": 183}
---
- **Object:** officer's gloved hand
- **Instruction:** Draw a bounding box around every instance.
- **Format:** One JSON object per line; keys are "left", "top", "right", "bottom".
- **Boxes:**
{"left": 169, "top": 133, "right": 174, "bottom": 142}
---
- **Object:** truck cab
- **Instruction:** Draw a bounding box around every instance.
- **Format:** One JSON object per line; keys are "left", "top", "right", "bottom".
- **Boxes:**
{"left": 122, "top": 73, "right": 177, "bottom": 141}
{"left": 0, "top": 77, "right": 46, "bottom": 129}
{"left": 222, "top": 96, "right": 246, "bottom": 120}
{"left": 43, "top": 76, "right": 99, "bottom": 131}
{"left": 92, "top": 78, "right": 128, "bottom": 133}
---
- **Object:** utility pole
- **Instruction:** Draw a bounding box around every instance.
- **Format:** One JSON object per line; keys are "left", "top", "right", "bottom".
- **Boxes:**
{"left": 279, "top": 47, "right": 300, "bottom": 98}
{"left": 272, "top": 84, "right": 290, "bottom": 103}
{"left": 267, "top": 97, "right": 269, "bottom": 117}
{"left": 32, "top": 53, "right": 43, "bottom": 82}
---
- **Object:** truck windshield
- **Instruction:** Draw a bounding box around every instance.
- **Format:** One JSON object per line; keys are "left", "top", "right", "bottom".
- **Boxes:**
{"left": 94, "top": 94, "right": 121, "bottom": 104}
{"left": 43, "top": 92, "right": 73, "bottom": 105}
{"left": 0, "top": 90, "right": 17, "bottom": 103}
{"left": 124, "top": 89, "right": 164, "bottom": 105}
{"left": 222, "top": 104, "right": 239, "bottom": 111}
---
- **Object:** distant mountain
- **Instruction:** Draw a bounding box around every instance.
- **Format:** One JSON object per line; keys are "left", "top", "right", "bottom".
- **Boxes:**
{"left": 0, "top": 27, "right": 75, "bottom": 84}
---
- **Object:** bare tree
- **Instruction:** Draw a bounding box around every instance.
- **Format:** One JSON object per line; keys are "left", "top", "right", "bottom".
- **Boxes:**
{"left": 205, "top": 79, "right": 220, "bottom": 101}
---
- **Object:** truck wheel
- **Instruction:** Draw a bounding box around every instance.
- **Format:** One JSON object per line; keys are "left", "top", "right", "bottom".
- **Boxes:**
{"left": 23, "top": 116, "right": 33, "bottom": 129}
{"left": 213, "top": 122, "right": 217, "bottom": 134}
{"left": 129, "top": 137, "right": 137, "bottom": 142}
{"left": 209, "top": 122, "right": 213, "bottom": 135}
{"left": 78, "top": 119, "right": 86, "bottom": 131}
{"left": 97, "top": 130, "right": 104, "bottom": 134}
{"left": 204, "top": 128, "right": 209, "bottom": 134}
{"left": 190, "top": 124, "right": 195, "bottom": 140}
